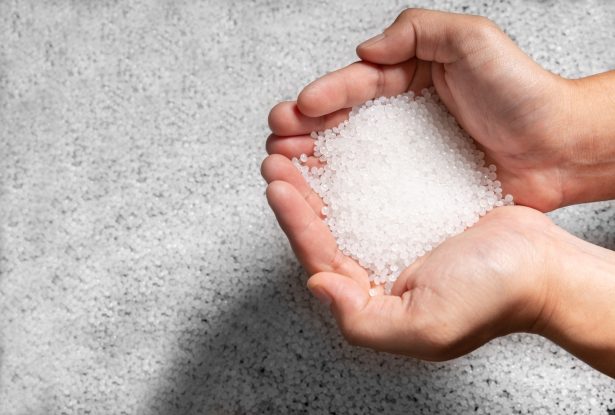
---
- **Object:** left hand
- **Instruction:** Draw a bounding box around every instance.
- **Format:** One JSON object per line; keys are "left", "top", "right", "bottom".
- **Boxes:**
{"left": 266, "top": 9, "right": 584, "bottom": 212}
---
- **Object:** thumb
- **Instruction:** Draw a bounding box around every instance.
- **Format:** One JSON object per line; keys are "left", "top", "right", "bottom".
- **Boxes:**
{"left": 356, "top": 8, "right": 499, "bottom": 65}
{"left": 308, "top": 272, "right": 415, "bottom": 355}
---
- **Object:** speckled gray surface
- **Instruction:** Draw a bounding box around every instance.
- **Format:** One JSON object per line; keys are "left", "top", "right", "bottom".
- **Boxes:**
{"left": 1, "top": 1, "right": 615, "bottom": 414}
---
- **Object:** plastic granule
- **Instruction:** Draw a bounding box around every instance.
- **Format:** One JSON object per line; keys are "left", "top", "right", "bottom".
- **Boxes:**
{"left": 293, "top": 88, "right": 513, "bottom": 294}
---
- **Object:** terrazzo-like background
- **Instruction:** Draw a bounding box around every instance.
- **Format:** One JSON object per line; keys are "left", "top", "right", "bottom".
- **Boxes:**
{"left": 1, "top": 0, "right": 615, "bottom": 413}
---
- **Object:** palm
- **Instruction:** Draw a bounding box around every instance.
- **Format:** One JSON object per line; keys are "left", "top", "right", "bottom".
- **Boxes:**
{"left": 390, "top": 205, "right": 553, "bottom": 357}
{"left": 263, "top": 153, "right": 551, "bottom": 359}
{"left": 423, "top": 46, "right": 569, "bottom": 213}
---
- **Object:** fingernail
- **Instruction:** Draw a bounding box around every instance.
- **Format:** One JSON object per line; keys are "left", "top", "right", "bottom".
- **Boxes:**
{"left": 309, "top": 286, "right": 332, "bottom": 306}
{"left": 359, "top": 33, "right": 385, "bottom": 48}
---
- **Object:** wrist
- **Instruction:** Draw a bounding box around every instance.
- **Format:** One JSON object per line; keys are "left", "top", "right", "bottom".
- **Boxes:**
{"left": 524, "top": 226, "right": 579, "bottom": 336}
{"left": 509, "top": 219, "right": 572, "bottom": 336}
{"left": 529, "top": 227, "right": 615, "bottom": 375}
{"left": 557, "top": 72, "right": 615, "bottom": 207}
{"left": 493, "top": 211, "right": 572, "bottom": 337}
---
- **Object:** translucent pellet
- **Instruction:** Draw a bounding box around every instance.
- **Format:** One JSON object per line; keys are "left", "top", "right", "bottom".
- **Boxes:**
{"left": 294, "top": 89, "right": 513, "bottom": 294}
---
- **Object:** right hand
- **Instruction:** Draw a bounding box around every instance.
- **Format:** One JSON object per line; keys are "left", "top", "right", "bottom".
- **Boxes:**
{"left": 263, "top": 163, "right": 615, "bottom": 376}
{"left": 268, "top": 9, "right": 578, "bottom": 212}
{"left": 262, "top": 165, "right": 559, "bottom": 360}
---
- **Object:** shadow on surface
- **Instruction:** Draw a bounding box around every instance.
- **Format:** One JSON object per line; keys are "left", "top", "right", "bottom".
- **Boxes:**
{"left": 148, "top": 262, "right": 466, "bottom": 415}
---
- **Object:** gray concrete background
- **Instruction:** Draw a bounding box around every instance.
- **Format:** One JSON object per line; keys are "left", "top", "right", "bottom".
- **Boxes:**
{"left": 1, "top": 0, "right": 614, "bottom": 413}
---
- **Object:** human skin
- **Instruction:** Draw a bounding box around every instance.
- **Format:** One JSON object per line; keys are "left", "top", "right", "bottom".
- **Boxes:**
{"left": 262, "top": 9, "right": 615, "bottom": 377}
{"left": 267, "top": 9, "right": 615, "bottom": 212}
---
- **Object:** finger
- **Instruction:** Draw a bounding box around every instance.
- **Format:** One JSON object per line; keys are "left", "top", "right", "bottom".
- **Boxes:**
{"left": 357, "top": 8, "right": 500, "bottom": 65}
{"left": 266, "top": 180, "right": 368, "bottom": 285}
{"left": 297, "top": 60, "right": 416, "bottom": 117}
{"left": 407, "top": 59, "right": 433, "bottom": 94}
{"left": 308, "top": 272, "right": 369, "bottom": 316}
{"left": 261, "top": 154, "right": 323, "bottom": 214}
{"left": 309, "top": 271, "right": 418, "bottom": 354}
{"left": 430, "top": 61, "right": 461, "bottom": 121}
{"left": 266, "top": 134, "right": 315, "bottom": 158}
{"left": 390, "top": 253, "right": 430, "bottom": 297}
{"left": 268, "top": 102, "right": 351, "bottom": 136}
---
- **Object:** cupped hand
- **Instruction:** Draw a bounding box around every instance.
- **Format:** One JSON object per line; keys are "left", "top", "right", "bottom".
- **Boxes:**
{"left": 267, "top": 9, "right": 577, "bottom": 212}
{"left": 262, "top": 154, "right": 561, "bottom": 360}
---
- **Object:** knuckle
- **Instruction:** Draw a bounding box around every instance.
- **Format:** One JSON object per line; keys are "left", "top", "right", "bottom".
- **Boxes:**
{"left": 400, "top": 7, "right": 424, "bottom": 20}
{"left": 398, "top": 8, "right": 427, "bottom": 26}
{"left": 470, "top": 15, "right": 501, "bottom": 38}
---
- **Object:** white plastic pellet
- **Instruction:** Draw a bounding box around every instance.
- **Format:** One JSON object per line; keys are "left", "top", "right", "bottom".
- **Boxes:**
{"left": 294, "top": 88, "right": 513, "bottom": 294}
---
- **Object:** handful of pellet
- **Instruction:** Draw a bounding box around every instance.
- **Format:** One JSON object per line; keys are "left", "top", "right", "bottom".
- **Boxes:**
{"left": 293, "top": 88, "right": 513, "bottom": 294}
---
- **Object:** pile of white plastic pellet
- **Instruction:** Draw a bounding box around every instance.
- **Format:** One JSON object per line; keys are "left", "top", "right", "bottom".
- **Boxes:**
{"left": 294, "top": 89, "right": 512, "bottom": 293}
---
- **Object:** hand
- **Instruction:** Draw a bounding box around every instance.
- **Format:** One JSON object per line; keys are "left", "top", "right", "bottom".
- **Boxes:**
{"left": 264, "top": 8, "right": 615, "bottom": 374}
{"left": 267, "top": 9, "right": 579, "bottom": 212}
{"left": 261, "top": 154, "right": 560, "bottom": 360}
